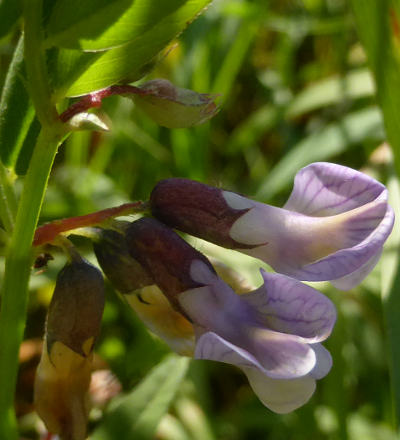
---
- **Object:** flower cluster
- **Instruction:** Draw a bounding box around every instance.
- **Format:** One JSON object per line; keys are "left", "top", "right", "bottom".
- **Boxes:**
{"left": 90, "top": 162, "right": 393, "bottom": 413}
{"left": 34, "top": 162, "right": 394, "bottom": 430}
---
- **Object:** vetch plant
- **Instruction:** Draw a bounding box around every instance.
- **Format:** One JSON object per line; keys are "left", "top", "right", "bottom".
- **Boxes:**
{"left": 0, "top": 0, "right": 399, "bottom": 438}
{"left": 150, "top": 162, "right": 394, "bottom": 289}
{"left": 0, "top": 1, "right": 216, "bottom": 438}
{"left": 123, "top": 217, "right": 336, "bottom": 413}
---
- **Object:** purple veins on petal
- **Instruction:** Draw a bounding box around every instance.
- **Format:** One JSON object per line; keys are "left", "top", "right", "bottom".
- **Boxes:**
{"left": 194, "top": 330, "right": 316, "bottom": 380}
{"left": 241, "top": 270, "right": 336, "bottom": 342}
{"left": 284, "top": 162, "right": 386, "bottom": 216}
{"left": 227, "top": 162, "right": 394, "bottom": 287}
{"left": 179, "top": 263, "right": 329, "bottom": 379}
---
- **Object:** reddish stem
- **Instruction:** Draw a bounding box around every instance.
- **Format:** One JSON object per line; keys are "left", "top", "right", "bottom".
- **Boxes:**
{"left": 59, "top": 85, "right": 149, "bottom": 122}
{"left": 33, "top": 201, "right": 146, "bottom": 246}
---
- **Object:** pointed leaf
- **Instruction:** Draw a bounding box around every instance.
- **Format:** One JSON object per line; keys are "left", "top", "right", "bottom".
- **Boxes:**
{"left": 46, "top": 0, "right": 193, "bottom": 52}
{"left": 0, "top": 35, "right": 35, "bottom": 169}
{"left": 49, "top": 0, "right": 212, "bottom": 97}
{"left": 92, "top": 355, "right": 189, "bottom": 440}
{"left": 45, "top": 0, "right": 131, "bottom": 50}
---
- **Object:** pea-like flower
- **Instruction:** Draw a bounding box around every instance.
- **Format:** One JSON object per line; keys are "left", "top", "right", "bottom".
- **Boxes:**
{"left": 150, "top": 162, "right": 394, "bottom": 290}
{"left": 125, "top": 218, "right": 336, "bottom": 413}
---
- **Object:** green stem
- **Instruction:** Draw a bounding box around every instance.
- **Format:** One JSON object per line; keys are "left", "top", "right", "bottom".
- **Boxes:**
{"left": 23, "top": 0, "right": 58, "bottom": 129}
{"left": 0, "top": 1, "right": 67, "bottom": 438}
{"left": 0, "top": 129, "right": 66, "bottom": 439}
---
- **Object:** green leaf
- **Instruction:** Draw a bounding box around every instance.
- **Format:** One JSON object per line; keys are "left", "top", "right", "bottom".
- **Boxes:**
{"left": 286, "top": 68, "right": 375, "bottom": 119}
{"left": 381, "top": 169, "right": 400, "bottom": 429}
{"left": 92, "top": 355, "right": 189, "bottom": 440}
{"left": 46, "top": 0, "right": 193, "bottom": 52}
{"left": 0, "top": 0, "right": 22, "bottom": 39}
{"left": 45, "top": 0, "right": 131, "bottom": 50}
{"left": 47, "top": 48, "right": 100, "bottom": 101}
{"left": 0, "top": 35, "right": 35, "bottom": 169}
{"left": 255, "top": 107, "right": 384, "bottom": 201}
{"left": 350, "top": 0, "right": 400, "bottom": 177}
{"left": 49, "top": 0, "right": 212, "bottom": 97}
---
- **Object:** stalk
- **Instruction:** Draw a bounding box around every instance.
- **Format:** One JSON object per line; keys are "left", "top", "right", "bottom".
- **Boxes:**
{"left": 0, "top": 1, "right": 68, "bottom": 437}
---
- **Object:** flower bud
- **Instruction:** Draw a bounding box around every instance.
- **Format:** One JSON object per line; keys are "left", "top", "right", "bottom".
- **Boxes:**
{"left": 125, "top": 217, "right": 216, "bottom": 304}
{"left": 93, "top": 228, "right": 153, "bottom": 294}
{"left": 150, "top": 178, "right": 253, "bottom": 249}
{"left": 93, "top": 225, "right": 196, "bottom": 354}
{"left": 132, "top": 79, "right": 219, "bottom": 128}
{"left": 34, "top": 258, "right": 105, "bottom": 440}
{"left": 150, "top": 164, "right": 394, "bottom": 290}
{"left": 46, "top": 259, "right": 105, "bottom": 357}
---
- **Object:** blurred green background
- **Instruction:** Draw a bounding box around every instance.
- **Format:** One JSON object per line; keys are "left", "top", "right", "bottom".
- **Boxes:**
{"left": 3, "top": 0, "right": 397, "bottom": 438}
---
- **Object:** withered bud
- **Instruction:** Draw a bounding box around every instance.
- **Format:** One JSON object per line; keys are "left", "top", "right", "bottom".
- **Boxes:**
{"left": 150, "top": 178, "right": 252, "bottom": 248}
{"left": 34, "top": 341, "right": 92, "bottom": 440}
{"left": 35, "top": 257, "right": 105, "bottom": 440}
{"left": 125, "top": 218, "right": 216, "bottom": 302}
{"left": 132, "top": 79, "right": 219, "bottom": 128}
{"left": 46, "top": 258, "right": 105, "bottom": 357}
{"left": 93, "top": 228, "right": 153, "bottom": 293}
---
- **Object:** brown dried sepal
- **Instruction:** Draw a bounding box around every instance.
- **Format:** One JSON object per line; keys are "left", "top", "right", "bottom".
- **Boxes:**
{"left": 34, "top": 339, "right": 92, "bottom": 440}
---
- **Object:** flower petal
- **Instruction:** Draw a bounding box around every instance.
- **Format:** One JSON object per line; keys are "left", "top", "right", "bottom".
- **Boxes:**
{"left": 195, "top": 331, "right": 264, "bottom": 371}
{"left": 285, "top": 204, "right": 394, "bottom": 283}
{"left": 284, "top": 162, "right": 386, "bottom": 216}
{"left": 330, "top": 247, "right": 383, "bottom": 290}
{"left": 308, "top": 343, "right": 332, "bottom": 379}
{"left": 243, "top": 367, "right": 316, "bottom": 414}
{"left": 241, "top": 271, "right": 336, "bottom": 342}
{"left": 249, "top": 328, "right": 317, "bottom": 379}
{"left": 195, "top": 330, "right": 316, "bottom": 380}
{"left": 195, "top": 332, "right": 317, "bottom": 413}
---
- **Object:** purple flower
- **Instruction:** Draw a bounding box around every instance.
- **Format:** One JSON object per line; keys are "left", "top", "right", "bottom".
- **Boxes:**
{"left": 126, "top": 218, "right": 336, "bottom": 413}
{"left": 150, "top": 162, "right": 394, "bottom": 290}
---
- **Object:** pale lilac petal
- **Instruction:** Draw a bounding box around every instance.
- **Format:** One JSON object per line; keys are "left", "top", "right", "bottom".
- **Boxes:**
{"left": 308, "top": 343, "right": 332, "bottom": 379}
{"left": 243, "top": 367, "right": 316, "bottom": 414}
{"left": 285, "top": 204, "right": 394, "bottom": 282}
{"left": 241, "top": 271, "right": 336, "bottom": 342}
{"left": 284, "top": 162, "right": 386, "bottom": 216}
{"left": 230, "top": 195, "right": 392, "bottom": 285}
{"left": 195, "top": 332, "right": 317, "bottom": 413}
{"left": 195, "top": 331, "right": 265, "bottom": 371}
{"left": 248, "top": 328, "right": 316, "bottom": 379}
{"left": 330, "top": 247, "right": 383, "bottom": 290}
{"left": 195, "top": 331, "right": 316, "bottom": 379}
